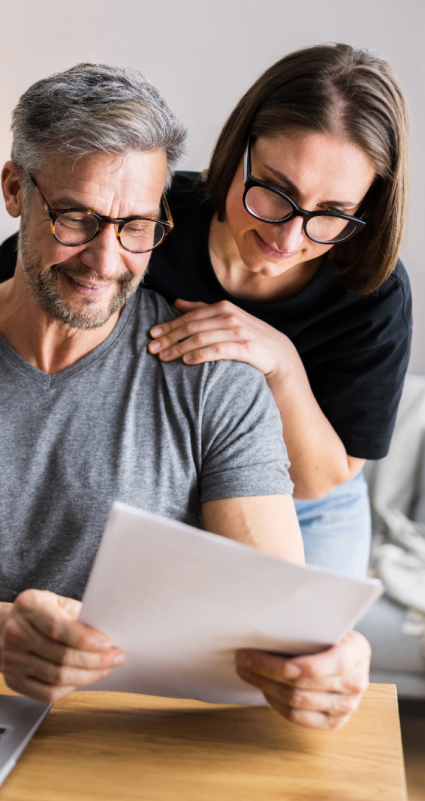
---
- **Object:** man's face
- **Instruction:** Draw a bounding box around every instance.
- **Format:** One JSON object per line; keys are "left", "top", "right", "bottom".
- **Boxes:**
{"left": 19, "top": 149, "right": 167, "bottom": 329}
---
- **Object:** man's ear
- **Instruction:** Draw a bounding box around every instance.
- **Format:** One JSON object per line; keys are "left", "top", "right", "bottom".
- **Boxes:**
{"left": 2, "top": 161, "right": 24, "bottom": 219}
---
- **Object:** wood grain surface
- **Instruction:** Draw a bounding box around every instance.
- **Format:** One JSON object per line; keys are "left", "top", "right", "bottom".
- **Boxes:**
{"left": 0, "top": 677, "right": 406, "bottom": 801}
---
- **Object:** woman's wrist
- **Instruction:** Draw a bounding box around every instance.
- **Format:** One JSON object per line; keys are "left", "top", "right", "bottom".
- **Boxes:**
{"left": 266, "top": 337, "right": 306, "bottom": 390}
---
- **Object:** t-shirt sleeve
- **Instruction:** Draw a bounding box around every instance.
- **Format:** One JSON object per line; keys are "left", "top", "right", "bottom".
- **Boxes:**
{"left": 307, "top": 265, "right": 412, "bottom": 460}
{"left": 199, "top": 360, "right": 293, "bottom": 502}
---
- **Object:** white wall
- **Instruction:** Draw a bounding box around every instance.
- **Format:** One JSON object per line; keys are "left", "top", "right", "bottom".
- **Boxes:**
{"left": 1, "top": 0, "right": 424, "bottom": 370}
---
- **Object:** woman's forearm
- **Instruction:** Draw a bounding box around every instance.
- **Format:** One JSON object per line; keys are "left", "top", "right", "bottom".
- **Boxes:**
{"left": 267, "top": 350, "right": 365, "bottom": 500}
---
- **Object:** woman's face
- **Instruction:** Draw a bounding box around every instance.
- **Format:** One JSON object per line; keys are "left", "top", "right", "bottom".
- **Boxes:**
{"left": 224, "top": 130, "right": 376, "bottom": 278}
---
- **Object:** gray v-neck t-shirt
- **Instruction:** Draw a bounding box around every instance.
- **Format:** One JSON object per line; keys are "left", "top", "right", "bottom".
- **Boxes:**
{"left": 0, "top": 287, "right": 292, "bottom": 601}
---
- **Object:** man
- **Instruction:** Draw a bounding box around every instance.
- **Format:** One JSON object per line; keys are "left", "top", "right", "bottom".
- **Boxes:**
{"left": 0, "top": 64, "right": 370, "bottom": 730}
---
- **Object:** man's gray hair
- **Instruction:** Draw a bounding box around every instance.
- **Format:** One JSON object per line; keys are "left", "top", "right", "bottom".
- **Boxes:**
{"left": 11, "top": 63, "right": 186, "bottom": 186}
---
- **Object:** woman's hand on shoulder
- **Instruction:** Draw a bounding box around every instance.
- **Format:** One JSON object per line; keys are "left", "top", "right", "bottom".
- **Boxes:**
{"left": 235, "top": 630, "right": 371, "bottom": 730}
{"left": 148, "top": 298, "right": 297, "bottom": 378}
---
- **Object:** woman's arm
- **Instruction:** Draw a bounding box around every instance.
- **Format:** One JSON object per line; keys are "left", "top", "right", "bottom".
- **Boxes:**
{"left": 149, "top": 299, "right": 364, "bottom": 500}
{"left": 265, "top": 344, "right": 365, "bottom": 499}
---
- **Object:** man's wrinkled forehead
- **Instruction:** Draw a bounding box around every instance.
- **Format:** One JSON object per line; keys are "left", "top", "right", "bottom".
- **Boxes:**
{"left": 36, "top": 149, "right": 168, "bottom": 218}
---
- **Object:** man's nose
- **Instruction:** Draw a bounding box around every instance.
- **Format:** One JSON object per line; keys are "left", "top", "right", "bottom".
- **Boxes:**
{"left": 273, "top": 215, "right": 306, "bottom": 252}
{"left": 79, "top": 223, "right": 124, "bottom": 277}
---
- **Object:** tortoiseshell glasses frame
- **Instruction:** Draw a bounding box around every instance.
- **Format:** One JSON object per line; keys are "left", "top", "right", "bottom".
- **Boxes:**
{"left": 28, "top": 175, "right": 174, "bottom": 253}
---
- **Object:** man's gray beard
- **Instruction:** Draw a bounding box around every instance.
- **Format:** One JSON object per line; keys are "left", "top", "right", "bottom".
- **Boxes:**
{"left": 19, "top": 218, "right": 143, "bottom": 330}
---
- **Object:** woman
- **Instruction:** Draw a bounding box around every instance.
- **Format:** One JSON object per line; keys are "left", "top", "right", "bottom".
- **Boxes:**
{"left": 144, "top": 43, "right": 411, "bottom": 579}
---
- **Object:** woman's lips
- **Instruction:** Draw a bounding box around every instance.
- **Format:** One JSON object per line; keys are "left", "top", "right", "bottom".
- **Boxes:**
{"left": 253, "top": 230, "right": 299, "bottom": 260}
{"left": 64, "top": 274, "right": 112, "bottom": 296}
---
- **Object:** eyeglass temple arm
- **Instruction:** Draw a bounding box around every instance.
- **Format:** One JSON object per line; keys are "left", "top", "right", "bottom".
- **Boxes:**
{"left": 243, "top": 136, "right": 252, "bottom": 183}
{"left": 28, "top": 175, "right": 50, "bottom": 214}
{"left": 162, "top": 193, "right": 174, "bottom": 230}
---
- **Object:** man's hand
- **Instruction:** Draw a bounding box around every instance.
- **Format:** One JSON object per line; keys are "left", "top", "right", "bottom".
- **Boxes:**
{"left": 235, "top": 630, "right": 371, "bottom": 730}
{"left": 0, "top": 589, "right": 126, "bottom": 702}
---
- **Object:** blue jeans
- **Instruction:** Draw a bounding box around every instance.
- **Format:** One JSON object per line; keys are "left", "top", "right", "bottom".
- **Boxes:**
{"left": 294, "top": 471, "right": 371, "bottom": 579}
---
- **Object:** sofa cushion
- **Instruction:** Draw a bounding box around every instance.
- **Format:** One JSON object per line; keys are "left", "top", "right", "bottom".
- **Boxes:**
{"left": 356, "top": 595, "right": 425, "bottom": 673}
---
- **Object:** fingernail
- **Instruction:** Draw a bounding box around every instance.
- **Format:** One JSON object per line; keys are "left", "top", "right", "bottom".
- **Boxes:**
{"left": 236, "top": 652, "right": 252, "bottom": 668}
{"left": 184, "top": 354, "right": 193, "bottom": 362}
{"left": 102, "top": 668, "right": 114, "bottom": 677}
{"left": 113, "top": 652, "right": 126, "bottom": 666}
{"left": 160, "top": 350, "right": 170, "bottom": 358}
{"left": 149, "top": 341, "right": 161, "bottom": 352}
{"left": 284, "top": 663, "right": 301, "bottom": 678}
{"left": 94, "top": 638, "right": 112, "bottom": 651}
{"left": 151, "top": 327, "right": 162, "bottom": 336}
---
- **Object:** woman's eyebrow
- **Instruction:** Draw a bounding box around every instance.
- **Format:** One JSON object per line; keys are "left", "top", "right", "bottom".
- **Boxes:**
{"left": 263, "top": 164, "right": 357, "bottom": 208}
{"left": 263, "top": 164, "right": 298, "bottom": 194}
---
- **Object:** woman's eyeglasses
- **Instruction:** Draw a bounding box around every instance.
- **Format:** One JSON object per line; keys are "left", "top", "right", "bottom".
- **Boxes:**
{"left": 243, "top": 138, "right": 367, "bottom": 245}
{"left": 28, "top": 176, "right": 174, "bottom": 254}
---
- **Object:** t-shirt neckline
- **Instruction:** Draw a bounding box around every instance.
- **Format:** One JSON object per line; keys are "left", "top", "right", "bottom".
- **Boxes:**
{"left": 194, "top": 197, "right": 335, "bottom": 311}
{"left": 0, "top": 290, "right": 138, "bottom": 387}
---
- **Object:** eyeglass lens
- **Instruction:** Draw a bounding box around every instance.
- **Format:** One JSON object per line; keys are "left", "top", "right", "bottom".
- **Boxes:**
{"left": 245, "top": 186, "right": 357, "bottom": 243}
{"left": 54, "top": 212, "right": 165, "bottom": 252}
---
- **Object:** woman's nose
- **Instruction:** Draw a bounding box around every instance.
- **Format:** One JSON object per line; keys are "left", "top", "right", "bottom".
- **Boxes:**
{"left": 273, "top": 216, "right": 306, "bottom": 252}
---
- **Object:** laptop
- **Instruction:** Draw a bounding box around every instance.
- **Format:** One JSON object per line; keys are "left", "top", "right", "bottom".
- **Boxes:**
{"left": 0, "top": 695, "right": 52, "bottom": 786}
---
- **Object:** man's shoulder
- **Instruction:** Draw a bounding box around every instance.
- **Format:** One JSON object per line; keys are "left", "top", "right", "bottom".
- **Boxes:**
{"left": 133, "top": 286, "right": 182, "bottom": 340}
{"left": 133, "top": 288, "right": 270, "bottom": 393}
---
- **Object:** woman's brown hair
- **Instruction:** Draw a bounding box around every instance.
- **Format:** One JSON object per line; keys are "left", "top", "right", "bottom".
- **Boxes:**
{"left": 206, "top": 43, "right": 409, "bottom": 293}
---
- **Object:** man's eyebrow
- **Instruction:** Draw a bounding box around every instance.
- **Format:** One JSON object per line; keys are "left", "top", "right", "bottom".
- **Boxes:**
{"left": 49, "top": 195, "right": 162, "bottom": 218}
{"left": 50, "top": 194, "right": 86, "bottom": 209}
{"left": 263, "top": 164, "right": 357, "bottom": 208}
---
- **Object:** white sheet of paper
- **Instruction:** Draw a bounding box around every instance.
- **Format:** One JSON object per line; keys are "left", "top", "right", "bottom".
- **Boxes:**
{"left": 80, "top": 501, "right": 383, "bottom": 705}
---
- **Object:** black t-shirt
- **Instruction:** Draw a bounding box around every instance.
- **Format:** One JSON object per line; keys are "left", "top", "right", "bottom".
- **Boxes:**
{"left": 0, "top": 171, "right": 412, "bottom": 459}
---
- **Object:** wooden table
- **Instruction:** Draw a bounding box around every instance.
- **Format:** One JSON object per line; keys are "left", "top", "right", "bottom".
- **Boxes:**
{"left": 0, "top": 678, "right": 406, "bottom": 801}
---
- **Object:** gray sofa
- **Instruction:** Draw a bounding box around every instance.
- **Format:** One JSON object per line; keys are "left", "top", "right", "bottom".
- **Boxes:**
{"left": 355, "top": 375, "right": 425, "bottom": 698}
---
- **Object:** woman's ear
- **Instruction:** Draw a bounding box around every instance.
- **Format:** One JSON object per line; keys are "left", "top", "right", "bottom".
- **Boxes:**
{"left": 1, "top": 161, "right": 24, "bottom": 219}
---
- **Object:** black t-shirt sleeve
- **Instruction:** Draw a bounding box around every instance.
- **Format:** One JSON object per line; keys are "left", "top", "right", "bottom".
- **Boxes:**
{"left": 304, "top": 265, "right": 412, "bottom": 459}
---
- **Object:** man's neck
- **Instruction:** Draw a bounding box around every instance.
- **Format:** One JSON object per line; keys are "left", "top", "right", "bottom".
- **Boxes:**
{"left": 0, "top": 263, "right": 121, "bottom": 375}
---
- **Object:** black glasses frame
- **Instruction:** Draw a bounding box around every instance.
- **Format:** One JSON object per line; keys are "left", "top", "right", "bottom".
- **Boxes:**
{"left": 28, "top": 176, "right": 174, "bottom": 253}
{"left": 242, "top": 138, "right": 367, "bottom": 245}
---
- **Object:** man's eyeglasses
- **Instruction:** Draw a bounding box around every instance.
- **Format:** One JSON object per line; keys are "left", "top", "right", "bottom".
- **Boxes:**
{"left": 243, "top": 138, "right": 367, "bottom": 245}
{"left": 28, "top": 176, "right": 174, "bottom": 254}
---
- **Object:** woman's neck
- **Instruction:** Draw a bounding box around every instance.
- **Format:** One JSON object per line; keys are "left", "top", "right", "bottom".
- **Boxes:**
{"left": 208, "top": 213, "right": 322, "bottom": 303}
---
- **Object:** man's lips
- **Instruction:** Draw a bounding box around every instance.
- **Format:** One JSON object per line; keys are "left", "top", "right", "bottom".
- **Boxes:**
{"left": 253, "top": 230, "right": 299, "bottom": 260}
{"left": 64, "top": 273, "right": 113, "bottom": 296}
